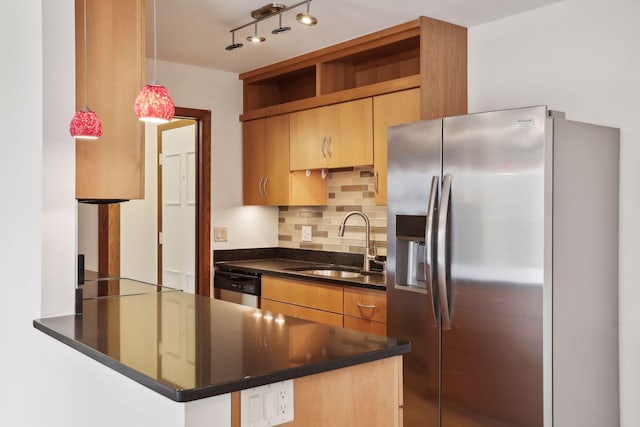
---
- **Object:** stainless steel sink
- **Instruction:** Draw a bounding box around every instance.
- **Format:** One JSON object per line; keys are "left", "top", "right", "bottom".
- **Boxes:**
{"left": 284, "top": 265, "right": 365, "bottom": 279}
{"left": 304, "top": 269, "right": 363, "bottom": 278}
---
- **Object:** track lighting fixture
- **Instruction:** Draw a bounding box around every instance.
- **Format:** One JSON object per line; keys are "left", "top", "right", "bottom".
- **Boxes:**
{"left": 225, "top": 1, "right": 317, "bottom": 51}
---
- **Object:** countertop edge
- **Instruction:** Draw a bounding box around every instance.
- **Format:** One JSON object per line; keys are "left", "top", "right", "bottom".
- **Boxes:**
{"left": 216, "top": 260, "right": 386, "bottom": 292}
{"left": 33, "top": 319, "right": 180, "bottom": 401}
{"left": 33, "top": 318, "right": 409, "bottom": 402}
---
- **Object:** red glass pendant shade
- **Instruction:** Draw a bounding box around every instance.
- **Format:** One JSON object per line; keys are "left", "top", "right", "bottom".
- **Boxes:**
{"left": 70, "top": 108, "right": 103, "bottom": 139}
{"left": 134, "top": 84, "right": 175, "bottom": 123}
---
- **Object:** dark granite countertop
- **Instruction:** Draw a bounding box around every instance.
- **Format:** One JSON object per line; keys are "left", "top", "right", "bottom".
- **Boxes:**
{"left": 80, "top": 277, "right": 179, "bottom": 299}
{"left": 216, "top": 259, "right": 386, "bottom": 291}
{"left": 34, "top": 286, "right": 408, "bottom": 402}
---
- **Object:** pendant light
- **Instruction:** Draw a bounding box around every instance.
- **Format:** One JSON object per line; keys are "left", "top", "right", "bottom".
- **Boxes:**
{"left": 134, "top": 0, "right": 175, "bottom": 124}
{"left": 70, "top": 0, "right": 103, "bottom": 139}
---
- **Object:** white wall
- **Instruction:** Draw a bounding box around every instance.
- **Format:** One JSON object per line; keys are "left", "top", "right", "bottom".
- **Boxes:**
{"left": 468, "top": 0, "right": 640, "bottom": 425}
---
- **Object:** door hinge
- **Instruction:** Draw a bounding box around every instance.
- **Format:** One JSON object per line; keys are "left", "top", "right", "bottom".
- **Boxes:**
{"left": 158, "top": 231, "right": 163, "bottom": 245}
{"left": 158, "top": 153, "right": 163, "bottom": 166}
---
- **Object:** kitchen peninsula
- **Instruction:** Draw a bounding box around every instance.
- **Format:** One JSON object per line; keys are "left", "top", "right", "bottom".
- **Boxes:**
{"left": 34, "top": 279, "right": 409, "bottom": 426}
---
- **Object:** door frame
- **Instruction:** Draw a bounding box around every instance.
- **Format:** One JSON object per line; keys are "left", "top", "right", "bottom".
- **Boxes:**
{"left": 98, "top": 106, "right": 211, "bottom": 296}
{"left": 156, "top": 118, "right": 197, "bottom": 290}
{"left": 175, "top": 107, "right": 211, "bottom": 297}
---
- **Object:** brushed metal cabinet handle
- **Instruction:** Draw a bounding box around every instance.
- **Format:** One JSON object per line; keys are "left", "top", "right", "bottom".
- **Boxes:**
{"left": 327, "top": 136, "right": 333, "bottom": 158}
{"left": 263, "top": 176, "right": 269, "bottom": 197}
{"left": 258, "top": 177, "right": 265, "bottom": 197}
{"left": 356, "top": 302, "right": 377, "bottom": 309}
{"left": 321, "top": 136, "right": 327, "bottom": 158}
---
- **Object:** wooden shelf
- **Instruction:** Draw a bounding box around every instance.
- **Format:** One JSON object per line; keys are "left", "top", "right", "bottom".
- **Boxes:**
{"left": 321, "top": 37, "right": 420, "bottom": 95}
{"left": 243, "top": 65, "right": 316, "bottom": 112}
{"left": 240, "top": 75, "right": 420, "bottom": 121}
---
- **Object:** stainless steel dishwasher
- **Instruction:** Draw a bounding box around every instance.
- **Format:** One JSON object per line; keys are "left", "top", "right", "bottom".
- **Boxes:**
{"left": 213, "top": 270, "right": 261, "bottom": 308}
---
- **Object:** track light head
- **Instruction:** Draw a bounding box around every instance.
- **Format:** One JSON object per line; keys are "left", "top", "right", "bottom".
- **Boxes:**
{"left": 272, "top": 12, "right": 291, "bottom": 34}
{"left": 296, "top": 0, "right": 317, "bottom": 26}
{"left": 226, "top": 31, "right": 244, "bottom": 50}
{"left": 247, "top": 23, "right": 266, "bottom": 43}
{"left": 296, "top": 12, "right": 317, "bottom": 26}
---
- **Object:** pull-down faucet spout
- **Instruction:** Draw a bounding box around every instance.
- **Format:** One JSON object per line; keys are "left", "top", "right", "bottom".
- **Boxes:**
{"left": 338, "top": 211, "right": 375, "bottom": 273}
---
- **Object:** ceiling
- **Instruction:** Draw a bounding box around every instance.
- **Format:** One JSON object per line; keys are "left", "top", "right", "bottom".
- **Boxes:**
{"left": 148, "top": 0, "right": 561, "bottom": 75}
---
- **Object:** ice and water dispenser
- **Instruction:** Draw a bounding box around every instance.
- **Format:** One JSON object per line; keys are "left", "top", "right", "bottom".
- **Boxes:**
{"left": 395, "top": 215, "right": 428, "bottom": 291}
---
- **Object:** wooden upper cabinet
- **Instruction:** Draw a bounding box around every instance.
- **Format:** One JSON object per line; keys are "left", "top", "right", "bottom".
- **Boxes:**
{"left": 243, "top": 115, "right": 291, "bottom": 206}
{"left": 243, "top": 115, "right": 327, "bottom": 206}
{"left": 75, "top": 0, "right": 145, "bottom": 200}
{"left": 373, "top": 89, "right": 421, "bottom": 205}
{"left": 290, "top": 98, "right": 373, "bottom": 171}
{"left": 239, "top": 16, "right": 466, "bottom": 123}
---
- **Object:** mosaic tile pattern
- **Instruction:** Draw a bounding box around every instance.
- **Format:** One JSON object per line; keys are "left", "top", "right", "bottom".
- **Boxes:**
{"left": 278, "top": 168, "right": 388, "bottom": 256}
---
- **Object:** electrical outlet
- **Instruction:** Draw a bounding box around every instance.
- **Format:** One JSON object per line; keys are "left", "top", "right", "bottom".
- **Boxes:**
{"left": 214, "top": 227, "right": 228, "bottom": 242}
{"left": 240, "top": 380, "right": 294, "bottom": 427}
{"left": 301, "top": 225, "right": 312, "bottom": 242}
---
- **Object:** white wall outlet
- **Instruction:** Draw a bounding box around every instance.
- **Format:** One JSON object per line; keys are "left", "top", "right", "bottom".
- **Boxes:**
{"left": 240, "top": 380, "right": 294, "bottom": 427}
{"left": 301, "top": 225, "right": 312, "bottom": 242}
{"left": 213, "top": 227, "right": 228, "bottom": 242}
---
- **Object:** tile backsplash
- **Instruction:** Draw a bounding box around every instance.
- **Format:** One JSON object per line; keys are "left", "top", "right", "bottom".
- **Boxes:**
{"left": 278, "top": 168, "right": 387, "bottom": 256}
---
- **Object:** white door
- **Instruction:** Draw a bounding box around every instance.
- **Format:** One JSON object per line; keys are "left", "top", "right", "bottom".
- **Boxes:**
{"left": 159, "top": 121, "right": 197, "bottom": 293}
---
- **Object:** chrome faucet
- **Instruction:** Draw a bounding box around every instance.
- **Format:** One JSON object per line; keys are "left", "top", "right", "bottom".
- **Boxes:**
{"left": 338, "top": 211, "right": 377, "bottom": 273}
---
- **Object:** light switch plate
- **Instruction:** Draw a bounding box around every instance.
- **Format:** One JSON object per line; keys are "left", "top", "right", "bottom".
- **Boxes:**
{"left": 213, "top": 227, "right": 228, "bottom": 242}
{"left": 301, "top": 225, "right": 312, "bottom": 242}
{"left": 240, "top": 380, "right": 294, "bottom": 427}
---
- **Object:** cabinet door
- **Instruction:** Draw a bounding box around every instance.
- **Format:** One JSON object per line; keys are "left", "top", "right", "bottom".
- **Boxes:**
{"left": 243, "top": 115, "right": 291, "bottom": 206}
{"left": 325, "top": 98, "right": 373, "bottom": 168}
{"left": 343, "top": 316, "right": 387, "bottom": 336}
{"left": 373, "top": 89, "right": 420, "bottom": 205}
{"left": 262, "top": 276, "right": 343, "bottom": 314}
{"left": 75, "top": 0, "right": 145, "bottom": 200}
{"left": 290, "top": 107, "right": 327, "bottom": 170}
{"left": 263, "top": 114, "right": 290, "bottom": 206}
{"left": 242, "top": 119, "right": 267, "bottom": 205}
{"left": 343, "top": 287, "right": 387, "bottom": 323}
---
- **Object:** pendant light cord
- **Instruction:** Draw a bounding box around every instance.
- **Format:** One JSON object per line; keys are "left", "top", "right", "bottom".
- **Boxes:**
{"left": 83, "top": 0, "right": 88, "bottom": 108}
{"left": 153, "top": 0, "right": 157, "bottom": 84}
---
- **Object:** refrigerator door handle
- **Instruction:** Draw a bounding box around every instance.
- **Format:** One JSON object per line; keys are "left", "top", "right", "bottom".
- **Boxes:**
{"left": 425, "top": 175, "right": 440, "bottom": 326}
{"left": 438, "top": 174, "right": 452, "bottom": 330}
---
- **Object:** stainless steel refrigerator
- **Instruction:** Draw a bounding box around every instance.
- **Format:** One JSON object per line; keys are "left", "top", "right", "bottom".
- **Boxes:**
{"left": 387, "top": 106, "right": 619, "bottom": 427}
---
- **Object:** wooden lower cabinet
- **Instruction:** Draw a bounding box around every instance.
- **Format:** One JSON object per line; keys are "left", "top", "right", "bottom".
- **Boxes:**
{"left": 260, "top": 275, "right": 388, "bottom": 335}
{"left": 231, "top": 356, "right": 403, "bottom": 427}
{"left": 344, "top": 315, "right": 387, "bottom": 336}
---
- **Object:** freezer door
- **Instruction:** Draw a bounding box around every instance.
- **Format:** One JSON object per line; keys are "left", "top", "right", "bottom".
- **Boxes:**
{"left": 440, "top": 106, "right": 546, "bottom": 426}
{"left": 387, "top": 118, "right": 442, "bottom": 427}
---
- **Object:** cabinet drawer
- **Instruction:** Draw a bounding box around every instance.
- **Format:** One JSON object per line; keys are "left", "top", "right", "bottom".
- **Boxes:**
{"left": 261, "top": 299, "right": 343, "bottom": 327}
{"left": 344, "top": 316, "right": 387, "bottom": 336}
{"left": 343, "top": 288, "right": 387, "bottom": 323}
{"left": 262, "top": 276, "right": 343, "bottom": 314}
